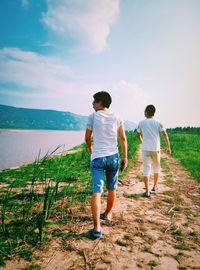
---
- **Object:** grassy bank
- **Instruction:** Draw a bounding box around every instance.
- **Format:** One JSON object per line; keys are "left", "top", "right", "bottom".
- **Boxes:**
{"left": 162, "top": 130, "right": 200, "bottom": 182}
{"left": 0, "top": 131, "right": 139, "bottom": 266}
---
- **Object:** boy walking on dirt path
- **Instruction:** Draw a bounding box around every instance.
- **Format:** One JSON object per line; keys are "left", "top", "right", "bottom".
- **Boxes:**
{"left": 85, "top": 91, "right": 128, "bottom": 238}
{"left": 137, "top": 105, "right": 171, "bottom": 198}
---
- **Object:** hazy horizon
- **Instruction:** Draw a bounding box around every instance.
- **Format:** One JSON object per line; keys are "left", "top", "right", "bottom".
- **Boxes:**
{"left": 1, "top": 103, "right": 200, "bottom": 129}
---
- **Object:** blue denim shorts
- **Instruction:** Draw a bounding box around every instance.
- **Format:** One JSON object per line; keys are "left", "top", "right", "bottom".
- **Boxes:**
{"left": 91, "top": 153, "right": 119, "bottom": 193}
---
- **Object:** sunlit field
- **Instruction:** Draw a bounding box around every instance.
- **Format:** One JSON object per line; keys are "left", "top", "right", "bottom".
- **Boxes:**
{"left": 0, "top": 131, "right": 139, "bottom": 266}
{"left": 165, "top": 128, "right": 200, "bottom": 182}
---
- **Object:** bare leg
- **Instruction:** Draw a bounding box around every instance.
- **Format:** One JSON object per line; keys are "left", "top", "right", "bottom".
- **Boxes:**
{"left": 91, "top": 192, "right": 102, "bottom": 232}
{"left": 153, "top": 173, "right": 159, "bottom": 189}
{"left": 144, "top": 176, "right": 149, "bottom": 193}
{"left": 105, "top": 190, "right": 116, "bottom": 217}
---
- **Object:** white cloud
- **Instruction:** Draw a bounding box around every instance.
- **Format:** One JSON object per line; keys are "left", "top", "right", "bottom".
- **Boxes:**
{"left": 0, "top": 48, "right": 149, "bottom": 122}
{"left": 0, "top": 47, "right": 74, "bottom": 94}
{"left": 41, "top": 0, "right": 119, "bottom": 53}
{"left": 0, "top": 89, "right": 50, "bottom": 99}
{"left": 21, "top": 0, "right": 29, "bottom": 8}
{"left": 108, "top": 80, "right": 150, "bottom": 122}
{"left": 0, "top": 48, "right": 100, "bottom": 112}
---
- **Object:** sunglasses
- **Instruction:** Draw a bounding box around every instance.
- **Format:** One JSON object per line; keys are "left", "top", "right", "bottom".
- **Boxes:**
{"left": 93, "top": 100, "right": 100, "bottom": 104}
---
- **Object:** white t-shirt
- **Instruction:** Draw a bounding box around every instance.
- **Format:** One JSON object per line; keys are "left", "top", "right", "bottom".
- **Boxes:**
{"left": 137, "top": 118, "right": 165, "bottom": 151}
{"left": 86, "top": 110, "right": 123, "bottom": 160}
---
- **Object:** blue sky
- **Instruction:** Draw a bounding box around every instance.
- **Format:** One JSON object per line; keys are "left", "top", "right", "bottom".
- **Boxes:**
{"left": 0, "top": 0, "right": 200, "bottom": 127}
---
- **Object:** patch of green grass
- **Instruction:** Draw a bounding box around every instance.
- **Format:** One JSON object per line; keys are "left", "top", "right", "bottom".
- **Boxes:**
{"left": 148, "top": 260, "right": 157, "bottom": 269}
{"left": 174, "top": 207, "right": 182, "bottom": 212}
{"left": 22, "top": 264, "right": 41, "bottom": 270}
{"left": 162, "top": 132, "right": 200, "bottom": 182}
{"left": 115, "top": 239, "right": 129, "bottom": 247}
{"left": 162, "top": 198, "right": 174, "bottom": 204}
{"left": 163, "top": 190, "right": 178, "bottom": 196}
{"left": 101, "top": 258, "right": 112, "bottom": 264}
{"left": 135, "top": 218, "right": 144, "bottom": 224}
{"left": 164, "top": 177, "right": 175, "bottom": 186}
{"left": 174, "top": 244, "right": 191, "bottom": 251}
{"left": 17, "top": 247, "right": 33, "bottom": 261}
{"left": 116, "top": 232, "right": 136, "bottom": 247}
{"left": 136, "top": 174, "right": 143, "bottom": 181}
{"left": 142, "top": 246, "right": 152, "bottom": 253}
{"left": 188, "top": 231, "right": 199, "bottom": 242}
{"left": 124, "top": 193, "right": 141, "bottom": 199}
{"left": 188, "top": 231, "right": 197, "bottom": 237}
{"left": 171, "top": 229, "right": 182, "bottom": 237}
{"left": 160, "top": 158, "right": 176, "bottom": 187}
{"left": 174, "top": 196, "right": 184, "bottom": 205}
{"left": 160, "top": 158, "right": 171, "bottom": 173}
{"left": 123, "top": 234, "right": 134, "bottom": 241}
{"left": 118, "top": 131, "right": 140, "bottom": 178}
{"left": 162, "top": 190, "right": 183, "bottom": 205}
{"left": 174, "top": 252, "right": 185, "bottom": 261}
{"left": 0, "top": 256, "right": 5, "bottom": 267}
{"left": 170, "top": 227, "right": 183, "bottom": 241}
{"left": 60, "top": 239, "right": 76, "bottom": 252}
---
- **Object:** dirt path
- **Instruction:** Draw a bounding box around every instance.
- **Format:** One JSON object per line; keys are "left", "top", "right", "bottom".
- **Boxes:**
{"left": 2, "top": 149, "right": 200, "bottom": 270}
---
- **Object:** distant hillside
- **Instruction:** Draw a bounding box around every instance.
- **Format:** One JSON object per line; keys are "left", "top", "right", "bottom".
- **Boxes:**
{"left": 0, "top": 104, "right": 137, "bottom": 131}
{"left": 124, "top": 120, "right": 137, "bottom": 131}
{"left": 0, "top": 104, "right": 88, "bottom": 130}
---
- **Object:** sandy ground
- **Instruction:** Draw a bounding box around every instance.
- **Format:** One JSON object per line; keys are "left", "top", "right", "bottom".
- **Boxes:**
{"left": 1, "top": 149, "right": 200, "bottom": 270}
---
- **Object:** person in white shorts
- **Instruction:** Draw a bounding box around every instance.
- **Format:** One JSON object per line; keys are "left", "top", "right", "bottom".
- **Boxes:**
{"left": 137, "top": 105, "right": 171, "bottom": 197}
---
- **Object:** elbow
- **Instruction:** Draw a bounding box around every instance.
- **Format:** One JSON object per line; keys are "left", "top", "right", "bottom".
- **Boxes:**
{"left": 162, "top": 131, "right": 167, "bottom": 137}
{"left": 120, "top": 136, "right": 127, "bottom": 143}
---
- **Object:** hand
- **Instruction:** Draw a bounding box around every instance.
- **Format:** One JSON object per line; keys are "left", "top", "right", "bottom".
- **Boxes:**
{"left": 120, "top": 158, "right": 128, "bottom": 172}
{"left": 166, "top": 147, "right": 171, "bottom": 155}
{"left": 123, "top": 157, "right": 128, "bottom": 168}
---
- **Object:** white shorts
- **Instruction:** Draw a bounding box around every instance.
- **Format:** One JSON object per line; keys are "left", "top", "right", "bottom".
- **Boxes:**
{"left": 142, "top": 151, "right": 160, "bottom": 177}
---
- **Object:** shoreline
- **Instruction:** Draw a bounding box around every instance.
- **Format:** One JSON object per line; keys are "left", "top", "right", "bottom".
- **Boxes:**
{"left": 0, "top": 146, "right": 82, "bottom": 172}
{"left": 0, "top": 130, "right": 85, "bottom": 171}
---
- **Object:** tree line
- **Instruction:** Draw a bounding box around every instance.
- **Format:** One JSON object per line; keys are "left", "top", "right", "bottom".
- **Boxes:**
{"left": 167, "top": 127, "right": 200, "bottom": 134}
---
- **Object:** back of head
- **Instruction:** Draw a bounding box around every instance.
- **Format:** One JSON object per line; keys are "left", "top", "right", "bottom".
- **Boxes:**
{"left": 93, "top": 91, "right": 112, "bottom": 108}
{"left": 145, "top": 104, "right": 156, "bottom": 117}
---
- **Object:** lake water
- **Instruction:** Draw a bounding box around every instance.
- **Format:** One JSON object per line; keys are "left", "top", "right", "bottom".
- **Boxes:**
{"left": 0, "top": 130, "right": 85, "bottom": 171}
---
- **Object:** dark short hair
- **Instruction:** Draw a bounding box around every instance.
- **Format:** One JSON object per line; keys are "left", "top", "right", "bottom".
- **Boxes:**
{"left": 145, "top": 104, "right": 156, "bottom": 117}
{"left": 93, "top": 91, "right": 112, "bottom": 108}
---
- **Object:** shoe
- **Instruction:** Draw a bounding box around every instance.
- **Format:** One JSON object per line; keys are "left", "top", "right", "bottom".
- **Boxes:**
{"left": 142, "top": 192, "right": 151, "bottom": 198}
{"left": 100, "top": 212, "right": 112, "bottom": 222}
{"left": 91, "top": 229, "right": 102, "bottom": 238}
{"left": 151, "top": 187, "right": 160, "bottom": 193}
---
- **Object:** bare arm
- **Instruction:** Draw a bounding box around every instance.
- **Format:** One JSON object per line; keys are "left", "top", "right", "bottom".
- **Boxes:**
{"left": 118, "top": 124, "right": 128, "bottom": 168}
{"left": 85, "top": 128, "right": 93, "bottom": 154}
{"left": 162, "top": 131, "right": 171, "bottom": 155}
{"left": 137, "top": 132, "right": 143, "bottom": 143}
